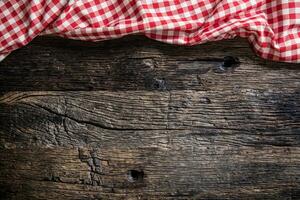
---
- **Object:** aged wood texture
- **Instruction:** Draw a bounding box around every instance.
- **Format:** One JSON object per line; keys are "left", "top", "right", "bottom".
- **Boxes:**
{"left": 0, "top": 36, "right": 300, "bottom": 199}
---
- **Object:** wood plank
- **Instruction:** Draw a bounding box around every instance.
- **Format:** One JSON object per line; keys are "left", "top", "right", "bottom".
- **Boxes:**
{"left": 0, "top": 146, "right": 300, "bottom": 199}
{"left": 0, "top": 91, "right": 299, "bottom": 144}
{"left": 0, "top": 36, "right": 299, "bottom": 91}
{"left": 0, "top": 36, "right": 300, "bottom": 199}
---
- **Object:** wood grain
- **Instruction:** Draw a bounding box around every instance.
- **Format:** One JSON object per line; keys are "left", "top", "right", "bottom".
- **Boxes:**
{"left": 0, "top": 36, "right": 299, "bottom": 199}
{"left": 0, "top": 36, "right": 299, "bottom": 91}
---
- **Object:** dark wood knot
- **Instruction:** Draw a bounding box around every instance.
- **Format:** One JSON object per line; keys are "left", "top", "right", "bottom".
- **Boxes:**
{"left": 214, "top": 56, "right": 240, "bottom": 73}
{"left": 127, "top": 170, "right": 144, "bottom": 183}
{"left": 153, "top": 79, "right": 165, "bottom": 90}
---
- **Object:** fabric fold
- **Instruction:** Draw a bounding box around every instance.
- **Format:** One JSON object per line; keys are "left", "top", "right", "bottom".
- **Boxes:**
{"left": 1, "top": 0, "right": 300, "bottom": 63}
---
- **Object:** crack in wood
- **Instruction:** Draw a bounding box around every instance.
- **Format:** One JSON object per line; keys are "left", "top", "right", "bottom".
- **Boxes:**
{"left": 30, "top": 102, "right": 176, "bottom": 131}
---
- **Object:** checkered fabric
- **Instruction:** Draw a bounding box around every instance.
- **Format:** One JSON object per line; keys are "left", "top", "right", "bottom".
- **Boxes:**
{"left": 1, "top": 0, "right": 300, "bottom": 62}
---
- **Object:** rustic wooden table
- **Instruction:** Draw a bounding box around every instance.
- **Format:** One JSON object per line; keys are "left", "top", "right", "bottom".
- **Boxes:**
{"left": 0, "top": 36, "right": 299, "bottom": 199}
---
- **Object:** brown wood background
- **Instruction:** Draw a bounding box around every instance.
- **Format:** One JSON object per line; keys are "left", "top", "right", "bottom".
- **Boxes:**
{"left": 0, "top": 36, "right": 300, "bottom": 199}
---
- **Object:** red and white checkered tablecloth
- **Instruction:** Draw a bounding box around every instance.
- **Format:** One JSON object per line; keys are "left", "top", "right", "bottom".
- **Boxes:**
{"left": 1, "top": 0, "right": 300, "bottom": 63}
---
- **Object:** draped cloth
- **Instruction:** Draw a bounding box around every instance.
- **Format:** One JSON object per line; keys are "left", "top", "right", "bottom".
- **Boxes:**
{"left": 1, "top": 0, "right": 300, "bottom": 62}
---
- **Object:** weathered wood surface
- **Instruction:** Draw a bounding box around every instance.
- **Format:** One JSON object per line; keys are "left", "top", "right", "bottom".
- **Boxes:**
{"left": 0, "top": 36, "right": 300, "bottom": 199}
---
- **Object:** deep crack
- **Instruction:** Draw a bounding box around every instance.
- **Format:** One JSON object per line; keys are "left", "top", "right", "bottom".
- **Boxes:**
{"left": 27, "top": 102, "right": 181, "bottom": 131}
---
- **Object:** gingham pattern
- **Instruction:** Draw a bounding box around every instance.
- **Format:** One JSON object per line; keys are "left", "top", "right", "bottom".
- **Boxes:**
{"left": 1, "top": 0, "right": 300, "bottom": 62}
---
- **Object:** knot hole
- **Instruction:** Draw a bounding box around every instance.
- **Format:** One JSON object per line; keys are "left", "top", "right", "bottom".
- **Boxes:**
{"left": 214, "top": 56, "right": 240, "bottom": 73}
{"left": 127, "top": 170, "right": 144, "bottom": 183}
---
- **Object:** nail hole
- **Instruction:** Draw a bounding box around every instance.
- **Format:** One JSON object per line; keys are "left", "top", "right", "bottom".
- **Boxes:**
{"left": 127, "top": 170, "right": 144, "bottom": 183}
